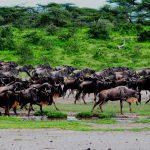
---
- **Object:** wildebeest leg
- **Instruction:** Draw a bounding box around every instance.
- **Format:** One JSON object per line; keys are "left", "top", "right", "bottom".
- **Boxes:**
{"left": 128, "top": 102, "right": 132, "bottom": 113}
{"left": 68, "top": 90, "right": 72, "bottom": 98}
{"left": 82, "top": 93, "right": 86, "bottom": 104}
{"left": 28, "top": 104, "right": 32, "bottom": 117}
{"left": 94, "top": 93, "right": 97, "bottom": 102}
{"left": 92, "top": 101, "right": 102, "bottom": 112}
{"left": 13, "top": 107, "right": 18, "bottom": 115}
{"left": 145, "top": 99, "right": 150, "bottom": 104}
{"left": 4, "top": 106, "right": 9, "bottom": 116}
{"left": 120, "top": 100, "right": 123, "bottom": 115}
{"left": 99, "top": 104, "right": 103, "bottom": 113}
{"left": 53, "top": 101, "right": 59, "bottom": 111}
{"left": 20, "top": 104, "right": 28, "bottom": 110}
{"left": 74, "top": 90, "right": 82, "bottom": 104}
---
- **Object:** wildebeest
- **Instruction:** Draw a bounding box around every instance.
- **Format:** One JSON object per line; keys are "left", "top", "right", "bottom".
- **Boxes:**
{"left": 92, "top": 86, "right": 140, "bottom": 114}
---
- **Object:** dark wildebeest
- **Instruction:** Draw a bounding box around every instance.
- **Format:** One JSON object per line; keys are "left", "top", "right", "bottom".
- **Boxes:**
{"left": 75, "top": 78, "right": 115, "bottom": 104}
{"left": 92, "top": 86, "right": 140, "bottom": 114}
{"left": 0, "top": 90, "right": 20, "bottom": 115}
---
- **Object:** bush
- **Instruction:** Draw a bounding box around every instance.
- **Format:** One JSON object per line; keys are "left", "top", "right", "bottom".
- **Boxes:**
{"left": 0, "top": 25, "right": 13, "bottom": 38}
{"left": 17, "top": 43, "right": 33, "bottom": 64}
{"left": 24, "top": 31, "right": 41, "bottom": 44}
{"left": 39, "top": 38, "right": 53, "bottom": 50}
{"left": 65, "top": 37, "right": 80, "bottom": 53}
{"left": 93, "top": 49, "right": 105, "bottom": 60}
{"left": 138, "top": 30, "right": 150, "bottom": 42}
{"left": 58, "top": 27, "right": 76, "bottom": 41}
{"left": 46, "top": 24, "right": 58, "bottom": 35}
{"left": 88, "top": 19, "right": 113, "bottom": 39}
{"left": 0, "top": 25, "right": 16, "bottom": 50}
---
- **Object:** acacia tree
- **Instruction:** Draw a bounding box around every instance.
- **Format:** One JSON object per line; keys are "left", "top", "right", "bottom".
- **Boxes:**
{"left": 107, "top": 0, "right": 140, "bottom": 23}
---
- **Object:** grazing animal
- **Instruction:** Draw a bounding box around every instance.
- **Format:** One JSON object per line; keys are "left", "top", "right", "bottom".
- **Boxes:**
{"left": 92, "top": 86, "right": 140, "bottom": 114}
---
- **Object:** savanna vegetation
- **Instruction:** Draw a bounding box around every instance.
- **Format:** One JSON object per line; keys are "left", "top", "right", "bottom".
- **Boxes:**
{"left": 0, "top": 0, "right": 149, "bottom": 70}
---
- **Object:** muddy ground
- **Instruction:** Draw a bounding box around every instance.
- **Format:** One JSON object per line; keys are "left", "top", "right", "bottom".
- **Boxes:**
{"left": 0, "top": 129, "right": 150, "bottom": 150}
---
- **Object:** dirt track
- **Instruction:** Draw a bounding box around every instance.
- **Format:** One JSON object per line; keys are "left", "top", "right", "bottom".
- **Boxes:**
{"left": 0, "top": 129, "right": 150, "bottom": 150}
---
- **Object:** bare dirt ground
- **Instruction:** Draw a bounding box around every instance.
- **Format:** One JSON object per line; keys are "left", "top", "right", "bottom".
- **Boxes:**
{"left": 0, "top": 129, "right": 150, "bottom": 150}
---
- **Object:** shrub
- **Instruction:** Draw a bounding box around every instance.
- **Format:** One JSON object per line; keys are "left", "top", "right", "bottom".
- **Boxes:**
{"left": 93, "top": 49, "right": 105, "bottom": 60}
{"left": 24, "top": 31, "right": 40, "bottom": 44}
{"left": 65, "top": 37, "right": 80, "bottom": 53}
{"left": 88, "top": 19, "right": 113, "bottom": 39}
{"left": 138, "top": 30, "right": 150, "bottom": 42}
{"left": 17, "top": 43, "right": 33, "bottom": 64}
{"left": 39, "top": 38, "right": 53, "bottom": 50}
{"left": 58, "top": 27, "right": 76, "bottom": 41}
{"left": 0, "top": 25, "right": 16, "bottom": 50}
{"left": 46, "top": 24, "right": 58, "bottom": 35}
{"left": 0, "top": 25, "right": 13, "bottom": 38}
{"left": 0, "top": 37, "right": 16, "bottom": 50}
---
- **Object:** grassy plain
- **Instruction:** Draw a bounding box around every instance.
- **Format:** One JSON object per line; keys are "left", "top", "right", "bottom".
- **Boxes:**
{"left": 0, "top": 101, "right": 149, "bottom": 131}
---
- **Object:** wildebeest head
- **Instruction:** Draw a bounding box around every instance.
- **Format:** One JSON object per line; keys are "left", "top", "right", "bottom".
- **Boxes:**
{"left": 52, "top": 84, "right": 63, "bottom": 97}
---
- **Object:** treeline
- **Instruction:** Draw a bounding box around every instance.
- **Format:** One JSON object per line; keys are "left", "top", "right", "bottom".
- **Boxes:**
{"left": 0, "top": 0, "right": 149, "bottom": 40}
{"left": 0, "top": 0, "right": 149, "bottom": 27}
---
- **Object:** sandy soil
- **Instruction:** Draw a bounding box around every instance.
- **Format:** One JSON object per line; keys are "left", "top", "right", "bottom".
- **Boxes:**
{"left": 0, "top": 129, "right": 150, "bottom": 150}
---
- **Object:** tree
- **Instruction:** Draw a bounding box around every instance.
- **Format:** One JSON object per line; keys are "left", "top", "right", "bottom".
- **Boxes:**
{"left": 136, "top": 0, "right": 150, "bottom": 25}
{"left": 107, "top": 0, "right": 140, "bottom": 23}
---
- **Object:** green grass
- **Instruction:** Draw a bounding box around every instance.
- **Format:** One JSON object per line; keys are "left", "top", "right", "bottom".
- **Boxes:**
{"left": 76, "top": 111, "right": 115, "bottom": 119}
{"left": 135, "top": 119, "right": 150, "bottom": 123}
{"left": 0, "top": 116, "right": 149, "bottom": 131}
{"left": 84, "top": 118, "right": 117, "bottom": 124}
{"left": 34, "top": 110, "right": 67, "bottom": 119}
{"left": 42, "top": 101, "right": 150, "bottom": 116}
{"left": 0, "top": 27, "right": 149, "bottom": 70}
{"left": 0, "top": 101, "right": 149, "bottom": 130}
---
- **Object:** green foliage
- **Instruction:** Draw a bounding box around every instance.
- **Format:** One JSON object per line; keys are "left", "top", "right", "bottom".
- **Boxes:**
{"left": 39, "top": 38, "right": 53, "bottom": 50}
{"left": 65, "top": 37, "right": 81, "bottom": 53}
{"left": 47, "top": 111, "right": 67, "bottom": 119}
{"left": 34, "top": 110, "right": 67, "bottom": 119}
{"left": 89, "top": 19, "right": 113, "bottom": 39}
{"left": 0, "top": 25, "right": 16, "bottom": 50}
{"left": 24, "top": 31, "right": 41, "bottom": 44}
{"left": 138, "top": 30, "right": 150, "bottom": 42}
{"left": 34, "top": 110, "right": 49, "bottom": 116}
{"left": 76, "top": 111, "right": 115, "bottom": 119}
{"left": 0, "top": 25, "right": 13, "bottom": 37}
{"left": 135, "top": 119, "right": 150, "bottom": 123}
{"left": 46, "top": 24, "right": 58, "bottom": 35}
{"left": 58, "top": 28, "right": 76, "bottom": 41}
{"left": 17, "top": 42, "right": 33, "bottom": 64}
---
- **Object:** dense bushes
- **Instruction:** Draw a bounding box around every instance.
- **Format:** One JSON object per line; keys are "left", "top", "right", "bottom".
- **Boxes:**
{"left": 88, "top": 19, "right": 113, "bottom": 39}
{"left": 46, "top": 24, "right": 58, "bottom": 35}
{"left": 138, "top": 30, "right": 150, "bottom": 42}
{"left": 0, "top": 25, "right": 16, "bottom": 50}
{"left": 24, "top": 31, "right": 41, "bottom": 44}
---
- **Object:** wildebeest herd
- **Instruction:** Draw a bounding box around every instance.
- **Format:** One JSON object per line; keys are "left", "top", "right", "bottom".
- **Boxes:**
{"left": 0, "top": 60, "right": 149, "bottom": 116}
